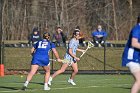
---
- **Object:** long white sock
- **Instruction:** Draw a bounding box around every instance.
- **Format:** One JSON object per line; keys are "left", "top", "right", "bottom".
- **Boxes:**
{"left": 24, "top": 81, "right": 29, "bottom": 87}
{"left": 49, "top": 76, "right": 52, "bottom": 80}
{"left": 44, "top": 83, "right": 49, "bottom": 89}
{"left": 44, "top": 83, "right": 48, "bottom": 87}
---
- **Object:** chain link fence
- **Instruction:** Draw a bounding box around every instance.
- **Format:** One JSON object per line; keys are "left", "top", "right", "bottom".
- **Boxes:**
{"left": 3, "top": 43, "right": 129, "bottom": 74}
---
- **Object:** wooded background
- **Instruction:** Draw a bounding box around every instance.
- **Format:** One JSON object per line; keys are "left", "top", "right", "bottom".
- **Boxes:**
{"left": 1, "top": 0, "right": 140, "bottom": 41}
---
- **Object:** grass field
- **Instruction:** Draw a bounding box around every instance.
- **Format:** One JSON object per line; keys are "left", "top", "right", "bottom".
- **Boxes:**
{"left": 0, "top": 74, "right": 132, "bottom": 93}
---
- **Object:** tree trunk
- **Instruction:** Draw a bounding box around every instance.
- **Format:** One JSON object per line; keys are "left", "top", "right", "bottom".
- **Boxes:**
{"left": 55, "top": 0, "right": 59, "bottom": 26}
{"left": 112, "top": 0, "right": 118, "bottom": 41}
{"left": 129, "top": 0, "right": 133, "bottom": 30}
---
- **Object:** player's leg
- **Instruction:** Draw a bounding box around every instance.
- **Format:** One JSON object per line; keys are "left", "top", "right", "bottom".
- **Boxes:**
{"left": 22, "top": 65, "right": 39, "bottom": 90}
{"left": 70, "top": 62, "right": 78, "bottom": 79}
{"left": 101, "top": 36, "right": 106, "bottom": 44}
{"left": 52, "top": 63, "right": 69, "bottom": 78}
{"left": 131, "top": 71, "right": 140, "bottom": 93}
{"left": 93, "top": 36, "right": 99, "bottom": 44}
{"left": 68, "top": 62, "right": 78, "bottom": 85}
{"left": 48, "top": 63, "right": 69, "bottom": 85}
{"left": 43, "top": 65, "right": 51, "bottom": 90}
{"left": 126, "top": 62, "right": 140, "bottom": 93}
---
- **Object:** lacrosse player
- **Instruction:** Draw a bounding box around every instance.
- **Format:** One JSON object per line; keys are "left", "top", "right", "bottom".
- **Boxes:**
{"left": 122, "top": 15, "right": 140, "bottom": 93}
{"left": 22, "top": 32, "right": 61, "bottom": 91}
{"left": 48, "top": 30, "right": 85, "bottom": 86}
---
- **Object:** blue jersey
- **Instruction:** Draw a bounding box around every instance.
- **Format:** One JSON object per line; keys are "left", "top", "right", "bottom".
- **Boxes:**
{"left": 30, "top": 33, "right": 41, "bottom": 44}
{"left": 31, "top": 39, "right": 56, "bottom": 66}
{"left": 64, "top": 38, "right": 79, "bottom": 62}
{"left": 92, "top": 30, "right": 107, "bottom": 37}
{"left": 122, "top": 24, "right": 140, "bottom": 66}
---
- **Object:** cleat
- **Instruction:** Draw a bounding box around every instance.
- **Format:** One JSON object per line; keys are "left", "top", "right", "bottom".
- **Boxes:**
{"left": 68, "top": 78, "right": 76, "bottom": 85}
{"left": 44, "top": 86, "right": 51, "bottom": 90}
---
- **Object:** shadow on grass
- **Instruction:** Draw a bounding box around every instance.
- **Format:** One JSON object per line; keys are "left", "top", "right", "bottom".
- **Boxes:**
{"left": 14, "top": 81, "right": 44, "bottom": 85}
{"left": 30, "top": 82, "right": 44, "bottom": 85}
{"left": 0, "top": 86, "right": 19, "bottom": 90}
{"left": 113, "top": 86, "right": 131, "bottom": 90}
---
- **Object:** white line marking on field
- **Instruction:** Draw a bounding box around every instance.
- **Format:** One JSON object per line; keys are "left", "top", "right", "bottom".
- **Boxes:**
{"left": 0, "top": 84, "right": 131, "bottom": 92}
{"left": 52, "top": 85, "right": 102, "bottom": 90}
{"left": 53, "top": 87, "right": 78, "bottom": 90}
{"left": 0, "top": 86, "right": 101, "bottom": 92}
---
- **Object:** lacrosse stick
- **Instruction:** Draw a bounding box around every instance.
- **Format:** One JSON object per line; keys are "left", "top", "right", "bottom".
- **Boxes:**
{"left": 49, "top": 59, "right": 70, "bottom": 64}
{"left": 49, "top": 41, "right": 94, "bottom": 64}
{"left": 80, "top": 41, "right": 94, "bottom": 58}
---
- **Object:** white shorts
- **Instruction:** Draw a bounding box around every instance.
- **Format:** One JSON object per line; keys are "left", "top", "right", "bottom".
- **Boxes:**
{"left": 126, "top": 62, "right": 140, "bottom": 73}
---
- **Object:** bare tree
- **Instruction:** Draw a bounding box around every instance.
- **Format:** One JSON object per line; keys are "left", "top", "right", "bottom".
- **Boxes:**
{"left": 129, "top": 0, "right": 133, "bottom": 30}
{"left": 112, "top": 0, "right": 118, "bottom": 41}
{"left": 2, "top": 0, "right": 140, "bottom": 41}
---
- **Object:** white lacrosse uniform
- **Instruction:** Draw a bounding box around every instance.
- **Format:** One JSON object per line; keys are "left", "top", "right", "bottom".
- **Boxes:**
{"left": 64, "top": 38, "right": 79, "bottom": 64}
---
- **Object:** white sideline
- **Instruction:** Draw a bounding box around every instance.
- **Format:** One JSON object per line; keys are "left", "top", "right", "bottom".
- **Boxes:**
{"left": 0, "top": 84, "right": 130, "bottom": 92}
{"left": 0, "top": 86, "right": 101, "bottom": 92}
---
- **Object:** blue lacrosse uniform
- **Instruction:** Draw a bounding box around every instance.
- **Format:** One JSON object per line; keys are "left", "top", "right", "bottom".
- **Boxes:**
{"left": 64, "top": 38, "right": 79, "bottom": 62}
{"left": 31, "top": 39, "right": 56, "bottom": 66}
{"left": 122, "top": 24, "right": 140, "bottom": 66}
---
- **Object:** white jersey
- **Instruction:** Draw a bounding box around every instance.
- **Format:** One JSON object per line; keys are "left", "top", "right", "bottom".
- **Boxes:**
{"left": 64, "top": 38, "right": 79, "bottom": 62}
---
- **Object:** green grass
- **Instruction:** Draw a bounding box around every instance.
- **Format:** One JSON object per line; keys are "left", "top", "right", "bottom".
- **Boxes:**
{"left": 0, "top": 74, "right": 132, "bottom": 93}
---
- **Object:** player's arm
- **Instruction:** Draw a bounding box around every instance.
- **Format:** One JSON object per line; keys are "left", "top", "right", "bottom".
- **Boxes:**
{"left": 52, "top": 48, "right": 61, "bottom": 62}
{"left": 77, "top": 48, "right": 85, "bottom": 53}
{"left": 31, "top": 47, "right": 35, "bottom": 55}
{"left": 131, "top": 38, "right": 140, "bottom": 49}
{"left": 69, "top": 48, "right": 80, "bottom": 61}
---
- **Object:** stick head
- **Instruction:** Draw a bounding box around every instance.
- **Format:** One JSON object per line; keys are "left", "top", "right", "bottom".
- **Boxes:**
{"left": 87, "top": 41, "right": 94, "bottom": 49}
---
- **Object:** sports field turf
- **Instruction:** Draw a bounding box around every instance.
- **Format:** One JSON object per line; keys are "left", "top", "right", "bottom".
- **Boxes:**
{"left": 0, "top": 74, "right": 132, "bottom": 93}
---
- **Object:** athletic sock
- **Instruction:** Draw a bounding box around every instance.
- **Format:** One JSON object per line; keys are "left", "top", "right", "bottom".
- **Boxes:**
{"left": 44, "top": 83, "right": 48, "bottom": 87}
{"left": 44, "top": 83, "right": 50, "bottom": 90}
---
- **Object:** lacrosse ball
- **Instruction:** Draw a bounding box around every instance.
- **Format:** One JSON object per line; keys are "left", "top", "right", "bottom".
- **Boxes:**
{"left": 20, "top": 75, "right": 23, "bottom": 78}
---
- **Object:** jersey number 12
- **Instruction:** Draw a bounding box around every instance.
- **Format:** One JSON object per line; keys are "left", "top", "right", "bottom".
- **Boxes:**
{"left": 38, "top": 41, "right": 48, "bottom": 48}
